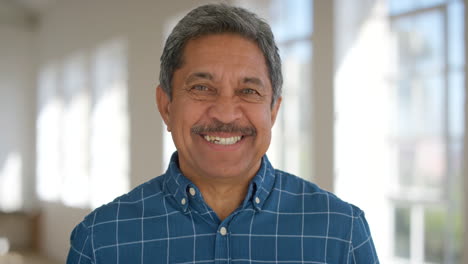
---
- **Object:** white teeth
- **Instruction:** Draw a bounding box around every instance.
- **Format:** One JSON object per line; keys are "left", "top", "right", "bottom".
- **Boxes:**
{"left": 203, "top": 135, "right": 242, "bottom": 145}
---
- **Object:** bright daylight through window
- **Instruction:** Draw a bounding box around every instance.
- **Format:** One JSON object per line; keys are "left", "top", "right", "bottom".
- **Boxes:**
{"left": 388, "top": 0, "right": 464, "bottom": 262}
{"left": 36, "top": 39, "right": 129, "bottom": 209}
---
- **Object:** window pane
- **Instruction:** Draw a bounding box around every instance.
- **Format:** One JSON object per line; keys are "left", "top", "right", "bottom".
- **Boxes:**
{"left": 389, "top": 0, "right": 446, "bottom": 15}
{"left": 269, "top": 40, "right": 312, "bottom": 178}
{"left": 392, "top": 9, "right": 448, "bottom": 191}
{"left": 61, "top": 53, "right": 90, "bottom": 207}
{"left": 270, "top": 0, "right": 313, "bottom": 42}
{"left": 36, "top": 64, "right": 62, "bottom": 202}
{"left": 424, "top": 207, "right": 445, "bottom": 263}
{"left": 393, "top": 10, "right": 444, "bottom": 74}
{"left": 395, "top": 206, "right": 411, "bottom": 259}
{"left": 450, "top": 140, "right": 463, "bottom": 189}
{"left": 453, "top": 204, "right": 463, "bottom": 263}
{"left": 448, "top": 1, "right": 465, "bottom": 68}
{"left": 448, "top": 71, "right": 465, "bottom": 138}
{"left": 397, "top": 138, "right": 446, "bottom": 189}
{"left": 90, "top": 39, "right": 129, "bottom": 208}
{"left": 448, "top": 139, "right": 464, "bottom": 264}
{"left": 396, "top": 75, "right": 445, "bottom": 138}
{"left": 394, "top": 74, "right": 447, "bottom": 189}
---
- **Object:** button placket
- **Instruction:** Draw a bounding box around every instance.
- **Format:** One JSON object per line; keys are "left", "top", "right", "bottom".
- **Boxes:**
{"left": 215, "top": 222, "right": 230, "bottom": 264}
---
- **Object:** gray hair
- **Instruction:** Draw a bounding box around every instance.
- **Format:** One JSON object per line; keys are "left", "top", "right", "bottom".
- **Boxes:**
{"left": 159, "top": 3, "right": 283, "bottom": 106}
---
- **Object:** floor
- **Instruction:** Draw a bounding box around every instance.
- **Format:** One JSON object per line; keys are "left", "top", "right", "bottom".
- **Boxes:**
{"left": 0, "top": 251, "right": 59, "bottom": 264}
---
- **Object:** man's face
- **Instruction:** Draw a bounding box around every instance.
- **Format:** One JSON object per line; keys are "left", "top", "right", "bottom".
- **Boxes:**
{"left": 157, "top": 34, "right": 281, "bottom": 181}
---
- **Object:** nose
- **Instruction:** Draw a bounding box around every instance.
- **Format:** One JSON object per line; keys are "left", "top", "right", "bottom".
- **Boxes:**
{"left": 207, "top": 94, "right": 242, "bottom": 124}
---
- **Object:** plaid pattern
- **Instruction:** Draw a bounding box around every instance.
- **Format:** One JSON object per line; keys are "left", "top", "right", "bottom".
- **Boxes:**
{"left": 67, "top": 152, "right": 379, "bottom": 264}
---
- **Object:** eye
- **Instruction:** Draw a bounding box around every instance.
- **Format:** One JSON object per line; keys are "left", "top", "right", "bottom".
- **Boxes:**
{"left": 186, "top": 84, "right": 216, "bottom": 100}
{"left": 192, "top": 85, "right": 209, "bottom": 91}
{"left": 241, "top": 88, "right": 259, "bottom": 95}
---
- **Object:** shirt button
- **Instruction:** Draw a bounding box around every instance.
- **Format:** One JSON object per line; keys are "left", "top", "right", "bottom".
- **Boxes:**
{"left": 255, "top": 197, "right": 261, "bottom": 204}
{"left": 189, "top": 187, "right": 196, "bottom": 196}
{"left": 181, "top": 198, "right": 186, "bottom": 205}
{"left": 219, "top": 227, "right": 227, "bottom": 236}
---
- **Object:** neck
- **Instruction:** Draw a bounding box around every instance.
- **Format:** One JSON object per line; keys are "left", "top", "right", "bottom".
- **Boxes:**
{"left": 180, "top": 161, "right": 261, "bottom": 221}
{"left": 179, "top": 157, "right": 261, "bottom": 220}
{"left": 195, "top": 178, "right": 250, "bottom": 220}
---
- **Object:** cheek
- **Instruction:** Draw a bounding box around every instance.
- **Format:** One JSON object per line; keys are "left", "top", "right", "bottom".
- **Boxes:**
{"left": 249, "top": 106, "right": 274, "bottom": 131}
{"left": 171, "top": 101, "right": 207, "bottom": 131}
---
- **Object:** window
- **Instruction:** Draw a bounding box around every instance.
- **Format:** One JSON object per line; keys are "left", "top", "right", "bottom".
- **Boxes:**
{"left": 334, "top": 0, "right": 464, "bottom": 262}
{"left": 61, "top": 52, "right": 90, "bottom": 207}
{"left": 268, "top": 0, "right": 314, "bottom": 178}
{"left": 388, "top": 0, "right": 464, "bottom": 262}
{"left": 36, "top": 39, "right": 130, "bottom": 209}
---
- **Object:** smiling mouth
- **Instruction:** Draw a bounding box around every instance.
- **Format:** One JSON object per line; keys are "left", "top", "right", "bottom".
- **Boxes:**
{"left": 203, "top": 135, "right": 243, "bottom": 145}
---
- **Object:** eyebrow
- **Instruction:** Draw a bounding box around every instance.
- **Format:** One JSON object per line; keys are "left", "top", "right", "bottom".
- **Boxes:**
{"left": 243, "top": 77, "right": 264, "bottom": 87}
{"left": 185, "top": 72, "right": 265, "bottom": 88}
{"left": 186, "top": 72, "right": 213, "bottom": 83}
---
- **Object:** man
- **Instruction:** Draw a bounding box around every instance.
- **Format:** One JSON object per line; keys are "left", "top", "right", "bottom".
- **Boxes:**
{"left": 67, "top": 4, "right": 379, "bottom": 264}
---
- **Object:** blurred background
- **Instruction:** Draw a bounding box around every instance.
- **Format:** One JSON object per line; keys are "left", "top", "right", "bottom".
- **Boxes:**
{"left": 0, "top": 0, "right": 466, "bottom": 263}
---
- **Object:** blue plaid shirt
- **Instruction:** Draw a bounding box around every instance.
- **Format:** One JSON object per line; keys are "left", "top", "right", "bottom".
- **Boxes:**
{"left": 67, "top": 152, "right": 379, "bottom": 264}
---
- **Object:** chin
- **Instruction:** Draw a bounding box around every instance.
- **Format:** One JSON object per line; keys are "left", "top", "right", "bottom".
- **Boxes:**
{"left": 205, "top": 167, "right": 245, "bottom": 178}
{"left": 199, "top": 157, "right": 256, "bottom": 178}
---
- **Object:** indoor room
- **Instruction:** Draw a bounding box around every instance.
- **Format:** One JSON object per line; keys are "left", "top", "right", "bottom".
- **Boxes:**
{"left": 0, "top": 0, "right": 466, "bottom": 263}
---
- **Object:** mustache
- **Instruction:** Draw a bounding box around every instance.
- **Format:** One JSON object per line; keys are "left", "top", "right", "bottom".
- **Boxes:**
{"left": 191, "top": 120, "right": 256, "bottom": 136}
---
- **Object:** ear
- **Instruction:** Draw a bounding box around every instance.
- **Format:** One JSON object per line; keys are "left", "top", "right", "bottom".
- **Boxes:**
{"left": 156, "top": 85, "right": 172, "bottom": 132}
{"left": 270, "top": 96, "right": 282, "bottom": 126}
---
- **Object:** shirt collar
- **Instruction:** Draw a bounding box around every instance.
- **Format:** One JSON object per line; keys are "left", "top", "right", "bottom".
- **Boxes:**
{"left": 163, "top": 152, "right": 276, "bottom": 212}
{"left": 163, "top": 152, "right": 192, "bottom": 212}
{"left": 246, "top": 155, "right": 276, "bottom": 211}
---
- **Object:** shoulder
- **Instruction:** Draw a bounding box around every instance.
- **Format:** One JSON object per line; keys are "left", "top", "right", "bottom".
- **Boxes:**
{"left": 67, "top": 175, "right": 167, "bottom": 263}
{"left": 273, "top": 169, "right": 362, "bottom": 217}
{"left": 78, "top": 174, "right": 166, "bottom": 229}
{"left": 271, "top": 170, "right": 380, "bottom": 260}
